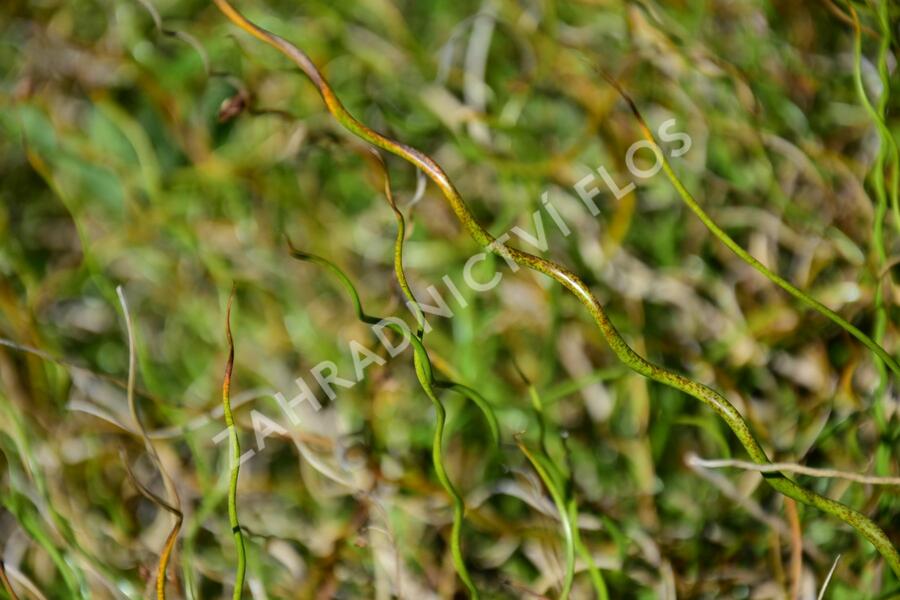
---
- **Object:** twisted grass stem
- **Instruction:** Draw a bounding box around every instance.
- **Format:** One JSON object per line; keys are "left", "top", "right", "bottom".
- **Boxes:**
{"left": 222, "top": 286, "right": 246, "bottom": 599}
{"left": 285, "top": 244, "right": 481, "bottom": 597}
{"left": 212, "top": 0, "right": 900, "bottom": 578}
{"left": 597, "top": 72, "right": 900, "bottom": 379}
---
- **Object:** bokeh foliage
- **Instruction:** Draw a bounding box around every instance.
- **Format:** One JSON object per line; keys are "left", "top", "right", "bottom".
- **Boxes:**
{"left": 1, "top": 0, "right": 899, "bottom": 597}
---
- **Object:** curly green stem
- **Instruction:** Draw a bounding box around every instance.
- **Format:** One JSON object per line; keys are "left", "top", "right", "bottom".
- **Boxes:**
{"left": 846, "top": 0, "right": 898, "bottom": 417}
{"left": 365, "top": 149, "right": 500, "bottom": 444}
{"left": 515, "top": 366, "right": 609, "bottom": 599}
{"left": 213, "top": 0, "right": 900, "bottom": 578}
{"left": 287, "top": 246, "right": 482, "bottom": 597}
{"left": 848, "top": 1, "right": 900, "bottom": 236}
{"left": 222, "top": 286, "right": 246, "bottom": 600}
{"left": 598, "top": 71, "right": 900, "bottom": 380}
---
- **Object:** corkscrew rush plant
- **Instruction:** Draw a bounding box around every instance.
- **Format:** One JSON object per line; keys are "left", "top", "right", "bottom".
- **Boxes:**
{"left": 363, "top": 148, "right": 500, "bottom": 446}
{"left": 599, "top": 70, "right": 900, "bottom": 380}
{"left": 515, "top": 363, "right": 610, "bottom": 600}
{"left": 845, "top": 0, "right": 899, "bottom": 482}
{"left": 286, "top": 241, "right": 490, "bottom": 597}
{"left": 211, "top": 0, "right": 900, "bottom": 584}
{"left": 371, "top": 140, "right": 606, "bottom": 597}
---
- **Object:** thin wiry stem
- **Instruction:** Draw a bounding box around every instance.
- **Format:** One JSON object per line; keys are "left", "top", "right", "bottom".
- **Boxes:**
{"left": 686, "top": 454, "right": 900, "bottom": 486}
{"left": 116, "top": 286, "right": 183, "bottom": 600}
{"left": 822, "top": 0, "right": 877, "bottom": 36}
{"left": 847, "top": 0, "right": 900, "bottom": 235}
{"left": 286, "top": 240, "right": 485, "bottom": 596}
{"left": 0, "top": 561, "right": 19, "bottom": 600}
{"left": 817, "top": 555, "right": 841, "bottom": 600}
{"left": 371, "top": 148, "right": 505, "bottom": 595}
{"left": 120, "top": 452, "right": 183, "bottom": 600}
{"left": 365, "top": 149, "right": 500, "bottom": 445}
{"left": 222, "top": 285, "right": 246, "bottom": 600}
{"left": 599, "top": 69, "right": 900, "bottom": 380}
{"left": 785, "top": 499, "right": 802, "bottom": 600}
{"left": 136, "top": 0, "right": 211, "bottom": 74}
{"left": 211, "top": 0, "right": 900, "bottom": 577}
{"left": 0, "top": 337, "right": 164, "bottom": 407}
{"left": 362, "top": 149, "right": 426, "bottom": 340}
{"left": 515, "top": 364, "right": 609, "bottom": 600}
{"left": 333, "top": 147, "right": 506, "bottom": 594}
{"left": 0, "top": 562, "right": 46, "bottom": 600}
{"left": 846, "top": 0, "right": 898, "bottom": 424}
{"left": 515, "top": 436, "right": 575, "bottom": 599}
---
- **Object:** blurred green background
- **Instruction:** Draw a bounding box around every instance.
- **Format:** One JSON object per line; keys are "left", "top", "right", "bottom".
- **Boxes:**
{"left": 1, "top": 0, "right": 899, "bottom": 597}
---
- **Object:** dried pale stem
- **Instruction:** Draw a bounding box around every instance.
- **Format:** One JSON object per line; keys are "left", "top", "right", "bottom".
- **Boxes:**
{"left": 785, "top": 499, "right": 802, "bottom": 600}
{"left": 0, "top": 562, "right": 19, "bottom": 600}
{"left": 116, "top": 286, "right": 183, "bottom": 600}
{"left": 817, "top": 555, "right": 841, "bottom": 600}
{"left": 686, "top": 454, "right": 900, "bottom": 486}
